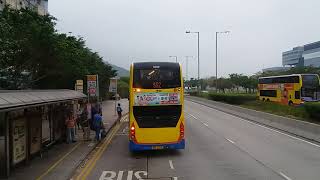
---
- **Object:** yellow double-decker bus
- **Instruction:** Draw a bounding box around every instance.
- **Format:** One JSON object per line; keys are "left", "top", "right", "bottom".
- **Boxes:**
{"left": 128, "top": 62, "right": 185, "bottom": 151}
{"left": 258, "top": 74, "right": 320, "bottom": 105}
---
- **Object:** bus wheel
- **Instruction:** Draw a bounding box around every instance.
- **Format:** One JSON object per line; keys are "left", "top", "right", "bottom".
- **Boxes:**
{"left": 288, "top": 101, "right": 293, "bottom": 106}
{"left": 262, "top": 98, "right": 265, "bottom": 101}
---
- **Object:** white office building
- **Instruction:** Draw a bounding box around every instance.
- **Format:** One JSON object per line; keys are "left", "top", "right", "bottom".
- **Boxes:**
{"left": 303, "top": 41, "right": 320, "bottom": 67}
{"left": 282, "top": 41, "right": 320, "bottom": 67}
{"left": 0, "top": 0, "right": 48, "bottom": 15}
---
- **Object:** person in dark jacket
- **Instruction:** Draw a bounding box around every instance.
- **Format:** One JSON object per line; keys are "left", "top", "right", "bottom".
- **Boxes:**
{"left": 93, "top": 113, "right": 103, "bottom": 141}
{"left": 116, "top": 103, "right": 123, "bottom": 119}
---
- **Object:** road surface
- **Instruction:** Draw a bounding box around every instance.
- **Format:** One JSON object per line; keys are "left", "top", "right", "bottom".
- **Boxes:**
{"left": 74, "top": 100, "right": 320, "bottom": 180}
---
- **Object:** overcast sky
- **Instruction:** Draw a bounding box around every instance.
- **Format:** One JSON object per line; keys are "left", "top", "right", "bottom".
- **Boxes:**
{"left": 49, "top": 0, "right": 320, "bottom": 78}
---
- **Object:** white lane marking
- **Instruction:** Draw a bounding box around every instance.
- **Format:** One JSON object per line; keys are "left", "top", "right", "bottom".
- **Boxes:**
{"left": 188, "top": 113, "right": 198, "bottom": 120}
{"left": 169, "top": 160, "right": 174, "bottom": 169}
{"left": 227, "top": 138, "right": 235, "bottom": 144}
{"left": 173, "top": 177, "right": 178, "bottom": 180}
{"left": 88, "top": 142, "right": 95, "bottom": 147}
{"left": 203, "top": 123, "right": 209, "bottom": 127}
{"left": 279, "top": 171, "right": 292, "bottom": 180}
{"left": 243, "top": 118, "right": 320, "bottom": 148}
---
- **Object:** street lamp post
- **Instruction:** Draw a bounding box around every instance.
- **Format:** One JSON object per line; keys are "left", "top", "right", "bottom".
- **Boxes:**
{"left": 215, "top": 31, "right": 230, "bottom": 92}
{"left": 184, "top": 56, "right": 194, "bottom": 81}
{"left": 186, "top": 31, "right": 200, "bottom": 92}
{"left": 169, "top": 56, "right": 178, "bottom": 63}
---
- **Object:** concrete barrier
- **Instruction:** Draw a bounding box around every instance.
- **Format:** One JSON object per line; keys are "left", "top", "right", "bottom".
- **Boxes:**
{"left": 186, "top": 96, "right": 320, "bottom": 143}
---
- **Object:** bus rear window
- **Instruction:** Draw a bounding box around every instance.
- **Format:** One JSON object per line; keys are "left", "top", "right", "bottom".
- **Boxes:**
{"left": 133, "top": 67, "right": 181, "bottom": 89}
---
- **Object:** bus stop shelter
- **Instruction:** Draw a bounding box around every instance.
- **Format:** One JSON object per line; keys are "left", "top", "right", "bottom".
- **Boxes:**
{"left": 0, "top": 90, "right": 86, "bottom": 178}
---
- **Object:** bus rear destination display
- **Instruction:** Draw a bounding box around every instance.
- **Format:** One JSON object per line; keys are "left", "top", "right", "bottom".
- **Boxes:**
{"left": 134, "top": 92, "right": 180, "bottom": 106}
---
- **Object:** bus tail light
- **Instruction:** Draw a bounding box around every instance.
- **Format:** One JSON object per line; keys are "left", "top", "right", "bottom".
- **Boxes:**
{"left": 130, "top": 123, "right": 136, "bottom": 141}
{"left": 179, "top": 122, "right": 184, "bottom": 140}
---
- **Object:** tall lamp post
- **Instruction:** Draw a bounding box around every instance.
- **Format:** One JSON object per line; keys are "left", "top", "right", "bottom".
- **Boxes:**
{"left": 184, "top": 56, "right": 194, "bottom": 81}
{"left": 215, "top": 31, "right": 230, "bottom": 92}
{"left": 169, "top": 56, "right": 178, "bottom": 63}
{"left": 186, "top": 31, "right": 200, "bottom": 92}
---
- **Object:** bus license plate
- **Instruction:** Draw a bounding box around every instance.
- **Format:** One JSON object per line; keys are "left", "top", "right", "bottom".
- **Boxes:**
{"left": 152, "top": 146, "right": 164, "bottom": 150}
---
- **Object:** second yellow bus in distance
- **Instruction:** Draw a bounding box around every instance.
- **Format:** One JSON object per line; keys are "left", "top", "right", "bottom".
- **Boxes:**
{"left": 258, "top": 74, "right": 320, "bottom": 105}
{"left": 128, "top": 62, "right": 185, "bottom": 151}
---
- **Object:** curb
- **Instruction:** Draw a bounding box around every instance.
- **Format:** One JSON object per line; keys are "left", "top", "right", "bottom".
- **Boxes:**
{"left": 68, "top": 113, "right": 128, "bottom": 179}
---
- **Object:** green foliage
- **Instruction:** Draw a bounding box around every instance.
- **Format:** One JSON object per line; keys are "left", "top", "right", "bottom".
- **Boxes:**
{"left": 117, "top": 77, "right": 129, "bottom": 98}
{"left": 189, "top": 91, "right": 199, "bottom": 96}
{"left": 229, "top": 73, "right": 258, "bottom": 93}
{"left": 241, "top": 101, "right": 310, "bottom": 120}
{"left": 304, "top": 102, "right": 320, "bottom": 119}
{"left": 207, "top": 93, "right": 256, "bottom": 105}
{"left": 186, "top": 66, "right": 320, "bottom": 95}
{"left": 217, "top": 77, "right": 233, "bottom": 92}
{"left": 0, "top": 7, "right": 116, "bottom": 98}
{"left": 120, "top": 77, "right": 129, "bottom": 84}
{"left": 185, "top": 78, "right": 199, "bottom": 88}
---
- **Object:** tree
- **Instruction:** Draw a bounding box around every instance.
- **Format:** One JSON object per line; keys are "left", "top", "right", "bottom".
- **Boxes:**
{"left": 229, "top": 73, "right": 242, "bottom": 92}
{"left": 218, "top": 78, "right": 233, "bottom": 93}
{"left": 0, "top": 7, "right": 116, "bottom": 98}
{"left": 118, "top": 77, "right": 129, "bottom": 98}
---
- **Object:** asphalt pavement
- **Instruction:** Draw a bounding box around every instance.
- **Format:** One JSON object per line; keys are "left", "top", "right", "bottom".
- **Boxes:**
{"left": 73, "top": 100, "right": 320, "bottom": 180}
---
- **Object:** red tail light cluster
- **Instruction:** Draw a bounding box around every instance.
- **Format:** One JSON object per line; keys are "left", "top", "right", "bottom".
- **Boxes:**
{"left": 179, "top": 122, "right": 184, "bottom": 140}
{"left": 130, "top": 123, "right": 136, "bottom": 142}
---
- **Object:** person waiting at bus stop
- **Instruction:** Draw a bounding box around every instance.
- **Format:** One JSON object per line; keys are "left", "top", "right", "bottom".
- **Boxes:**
{"left": 65, "top": 111, "right": 76, "bottom": 144}
{"left": 93, "top": 113, "right": 103, "bottom": 141}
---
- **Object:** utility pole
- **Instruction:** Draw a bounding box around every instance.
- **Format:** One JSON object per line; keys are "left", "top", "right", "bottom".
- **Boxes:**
{"left": 186, "top": 31, "right": 200, "bottom": 93}
{"left": 184, "top": 56, "right": 194, "bottom": 81}
{"left": 186, "top": 57, "right": 189, "bottom": 81}
{"left": 215, "top": 32, "right": 218, "bottom": 92}
{"left": 169, "top": 56, "right": 178, "bottom": 63}
{"left": 215, "top": 31, "right": 230, "bottom": 92}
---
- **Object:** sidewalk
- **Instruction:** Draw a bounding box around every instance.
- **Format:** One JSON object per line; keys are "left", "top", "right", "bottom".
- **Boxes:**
{"left": 7, "top": 99, "right": 128, "bottom": 180}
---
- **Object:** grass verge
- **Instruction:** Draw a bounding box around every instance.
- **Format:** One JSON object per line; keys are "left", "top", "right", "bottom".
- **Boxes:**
{"left": 190, "top": 92, "right": 319, "bottom": 123}
{"left": 240, "top": 101, "right": 310, "bottom": 121}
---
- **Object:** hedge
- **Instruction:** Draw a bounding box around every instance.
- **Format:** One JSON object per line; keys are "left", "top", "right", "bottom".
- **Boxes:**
{"left": 304, "top": 102, "right": 320, "bottom": 119}
{"left": 207, "top": 93, "right": 256, "bottom": 105}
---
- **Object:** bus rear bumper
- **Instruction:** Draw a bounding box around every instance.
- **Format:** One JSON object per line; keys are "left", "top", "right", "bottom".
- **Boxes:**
{"left": 129, "top": 139, "right": 185, "bottom": 151}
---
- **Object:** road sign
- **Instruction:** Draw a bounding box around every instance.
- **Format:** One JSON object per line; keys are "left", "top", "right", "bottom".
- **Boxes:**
{"left": 76, "top": 80, "right": 84, "bottom": 93}
{"left": 76, "top": 80, "right": 83, "bottom": 85}
{"left": 109, "top": 78, "right": 117, "bottom": 93}
{"left": 87, "top": 75, "right": 98, "bottom": 96}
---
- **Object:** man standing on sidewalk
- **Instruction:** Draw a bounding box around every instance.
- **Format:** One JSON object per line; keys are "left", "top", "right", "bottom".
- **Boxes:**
{"left": 117, "top": 103, "right": 123, "bottom": 119}
{"left": 65, "top": 111, "right": 77, "bottom": 144}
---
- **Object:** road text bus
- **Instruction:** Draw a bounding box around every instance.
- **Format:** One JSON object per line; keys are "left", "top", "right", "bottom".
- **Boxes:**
{"left": 258, "top": 74, "right": 320, "bottom": 105}
{"left": 129, "top": 62, "right": 185, "bottom": 151}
